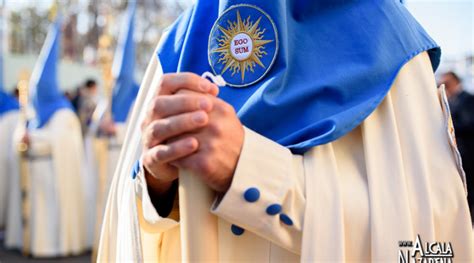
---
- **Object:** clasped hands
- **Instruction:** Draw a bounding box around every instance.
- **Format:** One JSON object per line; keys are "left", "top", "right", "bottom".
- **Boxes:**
{"left": 141, "top": 73, "right": 244, "bottom": 195}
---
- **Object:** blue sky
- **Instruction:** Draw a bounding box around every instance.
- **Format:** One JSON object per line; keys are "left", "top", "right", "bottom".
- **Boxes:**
{"left": 406, "top": 0, "right": 473, "bottom": 59}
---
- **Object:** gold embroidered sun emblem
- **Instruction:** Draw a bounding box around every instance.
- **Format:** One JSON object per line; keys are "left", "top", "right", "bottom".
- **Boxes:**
{"left": 211, "top": 10, "right": 274, "bottom": 82}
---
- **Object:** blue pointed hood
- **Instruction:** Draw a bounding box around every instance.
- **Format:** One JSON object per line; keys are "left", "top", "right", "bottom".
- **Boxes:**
{"left": 29, "top": 17, "right": 71, "bottom": 128}
{"left": 0, "top": 46, "right": 19, "bottom": 116}
{"left": 111, "top": 1, "right": 139, "bottom": 123}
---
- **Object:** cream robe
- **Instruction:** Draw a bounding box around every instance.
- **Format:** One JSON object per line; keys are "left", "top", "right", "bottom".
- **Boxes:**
{"left": 102, "top": 123, "right": 127, "bottom": 216}
{"left": 82, "top": 132, "right": 98, "bottom": 248}
{"left": 92, "top": 121, "right": 128, "bottom": 255}
{"left": 6, "top": 109, "right": 88, "bottom": 257}
{"left": 84, "top": 99, "right": 130, "bottom": 254}
{"left": 4, "top": 114, "right": 22, "bottom": 250}
{"left": 98, "top": 51, "right": 473, "bottom": 262}
{"left": 104, "top": 123, "right": 128, "bottom": 205}
{"left": 0, "top": 110, "right": 19, "bottom": 229}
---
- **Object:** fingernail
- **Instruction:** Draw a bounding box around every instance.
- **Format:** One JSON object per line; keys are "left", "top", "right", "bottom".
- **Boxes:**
{"left": 200, "top": 80, "right": 210, "bottom": 91}
{"left": 199, "top": 98, "right": 210, "bottom": 110}
{"left": 193, "top": 112, "right": 206, "bottom": 124}
{"left": 208, "top": 84, "right": 218, "bottom": 96}
{"left": 186, "top": 138, "right": 196, "bottom": 149}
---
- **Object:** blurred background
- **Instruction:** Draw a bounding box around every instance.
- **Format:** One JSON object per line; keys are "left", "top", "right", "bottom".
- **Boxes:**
{"left": 0, "top": 0, "right": 472, "bottom": 94}
{"left": 1, "top": 0, "right": 194, "bottom": 94}
{"left": 407, "top": 0, "right": 473, "bottom": 91}
{"left": 0, "top": 0, "right": 472, "bottom": 262}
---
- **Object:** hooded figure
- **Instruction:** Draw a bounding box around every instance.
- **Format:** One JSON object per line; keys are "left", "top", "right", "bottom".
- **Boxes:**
{"left": 92, "top": 1, "right": 139, "bottom": 254}
{"left": 0, "top": 40, "right": 20, "bottom": 230}
{"left": 6, "top": 17, "right": 89, "bottom": 257}
{"left": 98, "top": 0, "right": 472, "bottom": 261}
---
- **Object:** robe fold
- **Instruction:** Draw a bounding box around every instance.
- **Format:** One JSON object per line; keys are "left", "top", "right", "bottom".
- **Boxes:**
{"left": 98, "top": 51, "right": 473, "bottom": 262}
{"left": 0, "top": 110, "right": 19, "bottom": 229}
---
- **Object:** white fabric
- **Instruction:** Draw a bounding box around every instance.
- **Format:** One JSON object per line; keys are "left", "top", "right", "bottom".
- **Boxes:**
{"left": 87, "top": 96, "right": 133, "bottom": 258}
{"left": 98, "top": 45, "right": 164, "bottom": 261}
{"left": 83, "top": 134, "right": 98, "bottom": 247}
{"left": 4, "top": 114, "right": 22, "bottom": 250}
{"left": 0, "top": 111, "right": 19, "bottom": 229}
{"left": 6, "top": 109, "right": 88, "bottom": 257}
{"left": 98, "top": 52, "right": 473, "bottom": 262}
{"left": 92, "top": 122, "right": 127, "bottom": 255}
{"left": 106, "top": 124, "right": 127, "bottom": 194}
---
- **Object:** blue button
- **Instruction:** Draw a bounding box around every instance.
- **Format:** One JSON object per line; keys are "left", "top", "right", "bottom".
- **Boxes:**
{"left": 231, "top": 224, "right": 245, "bottom": 236}
{"left": 266, "top": 204, "right": 282, "bottom": 215}
{"left": 243, "top": 187, "right": 260, "bottom": 202}
{"left": 279, "top": 213, "right": 293, "bottom": 226}
{"left": 131, "top": 160, "right": 141, "bottom": 179}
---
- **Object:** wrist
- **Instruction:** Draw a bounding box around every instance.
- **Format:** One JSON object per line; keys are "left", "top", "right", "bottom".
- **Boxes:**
{"left": 144, "top": 167, "right": 175, "bottom": 196}
{"left": 143, "top": 168, "right": 178, "bottom": 218}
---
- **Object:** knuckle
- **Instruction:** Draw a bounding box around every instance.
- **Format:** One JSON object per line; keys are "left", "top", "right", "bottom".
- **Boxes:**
{"left": 154, "top": 146, "right": 169, "bottom": 162}
{"left": 152, "top": 97, "right": 166, "bottom": 116}
{"left": 180, "top": 95, "right": 197, "bottom": 110}
{"left": 146, "top": 98, "right": 159, "bottom": 118}
{"left": 142, "top": 155, "right": 153, "bottom": 168}
{"left": 142, "top": 129, "right": 152, "bottom": 147}
{"left": 209, "top": 140, "right": 220, "bottom": 153}
{"left": 208, "top": 122, "right": 222, "bottom": 136}
{"left": 158, "top": 74, "right": 171, "bottom": 89}
{"left": 145, "top": 148, "right": 161, "bottom": 164}
{"left": 223, "top": 103, "right": 235, "bottom": 115}
{"left": 181, "top": 73, "right": 203, "bottom": 90}
{"left": 151, "top": 123, "right": 161, "bottom": 139}
{"left": 160, "top": 119, "right": 173, "bottom": 135}
{"left": 180, "top": 72, "right": 195, "bottom": 83}
{"left": 203, "top": 139, "right": 218, "bottom": 153}
{"left": 151, "top": 120, "right": 168, "bottom": 142}
{"left": 140, "top": 119, "right": 148, "bottom": 132}
{"left": 195, "top": 156, "right": 214, "bottom": 175}
{"left": 215, "top": 100, "right": 233, "bottom": 115}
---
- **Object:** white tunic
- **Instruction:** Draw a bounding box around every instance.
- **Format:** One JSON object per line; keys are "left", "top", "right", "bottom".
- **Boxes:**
{"left": 92, "top": 122, "right": 128, "bottom": 254}
{"left": 98, "top": 52, "right": 473, "bottom": 262}
{"left": 6, "top": 109, "right": 88, "bottom": 257}
{"left": 82, "top": 133, "right": 98, "bottom": 248}
{"left": 105, "top": 123, "right": 128, "bottom": 202}
{"left": 0, "top": 110, "right": 19, "bottom": 229}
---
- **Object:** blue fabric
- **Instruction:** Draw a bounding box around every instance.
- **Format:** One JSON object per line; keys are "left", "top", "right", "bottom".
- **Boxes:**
{"left": 0, "top": 51, "right": 19, "bottom": 116}
{"left": 111, "top": 2, "right": 139, "bottom": 123}
{"left": 157, "top": 0, "right": 440, "bottom": 154}
{"left": 0, "top": 91, "right": 18, "bottom": 116}
{"left": 131, "top": 159, "right": 141, "bottom": 180}
{"left": 29, "top": 18, "right": 72, "bottom": 129}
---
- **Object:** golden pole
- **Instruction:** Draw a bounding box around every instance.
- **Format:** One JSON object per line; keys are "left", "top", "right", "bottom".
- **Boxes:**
{"left": 16, "top": 70, "right": 30, "bottom": 256}
{"left": 97, "top": 11, "right": 115, "bottom": 113}
{"left": 91, "top": 13, "right": 115, "bottom": 261}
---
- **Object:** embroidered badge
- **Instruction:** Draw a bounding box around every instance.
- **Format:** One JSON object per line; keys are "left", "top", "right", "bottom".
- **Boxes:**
{"left": 208, "top": 4, "right": 278, "bottom": 87}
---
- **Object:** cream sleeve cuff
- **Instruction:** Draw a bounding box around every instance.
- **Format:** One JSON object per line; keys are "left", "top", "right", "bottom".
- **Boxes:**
{"left": 212, "top": 127, "right": 305, "bottom": 254}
